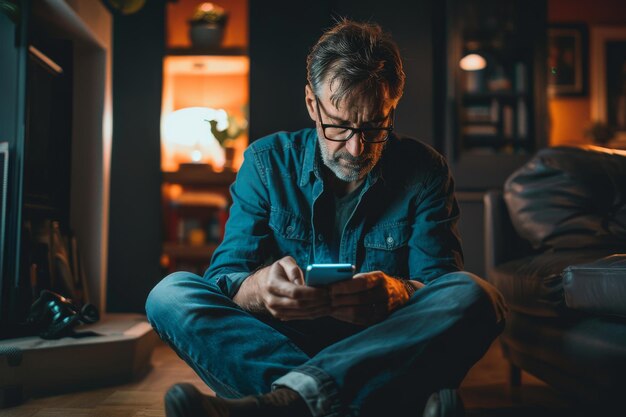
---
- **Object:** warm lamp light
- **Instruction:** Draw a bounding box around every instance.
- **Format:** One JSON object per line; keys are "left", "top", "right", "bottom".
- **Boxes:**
{"left": 190, "top": 150, "right": 203, "bottom": 162}
{"left": 161, "top": 107, "right": 228, "bottom": 169}
{"left": 459, "top": 53, "right": 487, "bottom": 71}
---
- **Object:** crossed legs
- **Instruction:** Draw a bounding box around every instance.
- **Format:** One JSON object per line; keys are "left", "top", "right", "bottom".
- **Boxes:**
{"left": 146, "top": 271, "right": 505, "bottom": 416}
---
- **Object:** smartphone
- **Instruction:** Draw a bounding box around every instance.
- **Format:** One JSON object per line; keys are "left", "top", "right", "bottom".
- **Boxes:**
{"left": 305, "top": 263, "right": 355, "bottom": 287}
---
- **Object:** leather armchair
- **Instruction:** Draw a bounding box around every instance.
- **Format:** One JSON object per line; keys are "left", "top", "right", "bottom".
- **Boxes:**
{"left": 483, "top": 145, "right": 626, "bottom": 409}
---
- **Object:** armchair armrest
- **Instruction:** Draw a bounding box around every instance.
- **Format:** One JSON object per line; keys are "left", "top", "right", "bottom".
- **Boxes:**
{"left": 483, "top": 189, "right": 533, "bottom": 270}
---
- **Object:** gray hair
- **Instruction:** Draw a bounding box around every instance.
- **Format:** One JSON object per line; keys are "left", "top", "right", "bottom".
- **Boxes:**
{"left": 306, "top": 19, "right": 406, "bottom": 107}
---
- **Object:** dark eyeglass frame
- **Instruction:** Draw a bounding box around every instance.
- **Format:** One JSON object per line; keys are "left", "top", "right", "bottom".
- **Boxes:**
{"left": 314, "top": 95, "right": 394, "bottom": 143}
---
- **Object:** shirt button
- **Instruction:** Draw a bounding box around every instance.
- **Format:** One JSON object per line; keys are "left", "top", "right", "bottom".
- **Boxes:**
{"left": 318, "top": 234, "right": 324, "bottom": 241}
{"left": 386, "top": 236, "right": 394, "bottom": 245}
{"left": 286, "top": 225, "right": 294, "bottom": 234}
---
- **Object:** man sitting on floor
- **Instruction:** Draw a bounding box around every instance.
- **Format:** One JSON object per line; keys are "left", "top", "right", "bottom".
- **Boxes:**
{"left": 146, "top": 18, "right": 507, "bottom": 417}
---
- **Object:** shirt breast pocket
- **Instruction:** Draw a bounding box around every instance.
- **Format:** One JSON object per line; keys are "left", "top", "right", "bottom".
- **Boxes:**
{"left": 268, "top": 208, "right": 311, "bottom": 269}
{"left": 363, "top": 222, "right": 410, "bottom": 277}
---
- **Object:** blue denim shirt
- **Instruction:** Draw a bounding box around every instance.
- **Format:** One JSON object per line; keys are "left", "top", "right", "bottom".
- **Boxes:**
{"left": 204, "top": 128, "right": 463, "bottom": 298}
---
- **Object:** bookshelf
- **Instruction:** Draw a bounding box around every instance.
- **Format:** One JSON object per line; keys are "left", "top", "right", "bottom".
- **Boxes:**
{"left": 460, "top": 91, "right": 531, "bottom": 153}
{"left": 444, "top": 0, "right": 548, "bottom": 188}
{"left": 160, "top": 0, "right": 248, "bottom": 275}
{"left": 161, "top": 166, "right": 236, "bottom": 275}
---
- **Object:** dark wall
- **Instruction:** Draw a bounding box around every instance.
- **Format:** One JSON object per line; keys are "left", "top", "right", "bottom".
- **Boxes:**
{"left": 249, "top": 0, "right": 442, "bottom": 149}
{"left": 332, "top": 0, "right": 439, "bottom": 146}
{"left": 249, "top": 1, "right": 333, "bottom": 141}
{"left": 0, "top": 0, "right": 28, "bottom": 331}
{"left": 107, "top": 0, "right": 165, "bottom": 312}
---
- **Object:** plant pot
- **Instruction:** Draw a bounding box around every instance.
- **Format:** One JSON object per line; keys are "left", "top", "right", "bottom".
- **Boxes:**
{"left": 222, "top": 145, "right": 235, "bottom": 170}
{"left": 189, "top": 22, "right": 226, "bottom": 48}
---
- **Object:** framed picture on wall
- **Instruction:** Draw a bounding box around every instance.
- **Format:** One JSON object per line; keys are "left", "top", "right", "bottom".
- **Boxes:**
{"left": 591, "top": 26, "right": 626, "bottom": 143}
{"left": 547, "top": 24, "right": 588, "bottom": 97}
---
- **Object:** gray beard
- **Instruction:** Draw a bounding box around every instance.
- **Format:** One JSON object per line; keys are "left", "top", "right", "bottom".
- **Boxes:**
{"left": 318, "top": 139, "right": 381, "bottom": 182}
{"left": 323, "top": 155, "right": 371, "bottom": 182}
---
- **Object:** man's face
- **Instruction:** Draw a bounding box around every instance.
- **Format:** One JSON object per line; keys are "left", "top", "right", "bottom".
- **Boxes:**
{"left": 305, "top": 82, "right": 395, "bottom": 183}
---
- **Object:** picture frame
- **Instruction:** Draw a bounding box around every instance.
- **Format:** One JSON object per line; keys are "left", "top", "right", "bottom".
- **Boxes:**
{"left": 547, "top": 24, "right": 588, "bottom": 97}
{"left": 591, "top": 26, "right": 626, "bottom": 143}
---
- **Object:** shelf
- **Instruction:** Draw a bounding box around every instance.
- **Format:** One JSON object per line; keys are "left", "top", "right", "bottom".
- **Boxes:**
{"left": 463, "top": 92, "right": 528, "bottom": 101}
{"left": 162, "top": 166, "right": 237, "bottom": 187}
{"left": 162, "top": 242, "right": 218, "bottom": 261}
{"left": 462, "top": 120, "right": 498, "bottom": 125}
{"left": 164, "top": 54, "right": 249, "bottom": 76}
{"left": 462, "top": 135, "right": 532, "bottom": 148}
{"left": 166, "top": 46, "right": 247, "bottom": 56}
{"left": 23, "top": 202, "right": 58, "bottom": 213}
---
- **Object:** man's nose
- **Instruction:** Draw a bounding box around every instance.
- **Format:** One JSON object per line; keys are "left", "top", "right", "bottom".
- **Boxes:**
{"left": 345, "top": 132, "right": 365, "bottom": 157}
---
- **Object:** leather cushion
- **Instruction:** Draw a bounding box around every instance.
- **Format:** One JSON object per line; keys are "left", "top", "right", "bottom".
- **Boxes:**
{"left": 488, "top": 249, "right": 618, "bottom": 317}
{"left": 563, "top": 254, "right": 626, "bottom": 318}
{"left": 504, "top": 146, "right": 626, "bottom": 251}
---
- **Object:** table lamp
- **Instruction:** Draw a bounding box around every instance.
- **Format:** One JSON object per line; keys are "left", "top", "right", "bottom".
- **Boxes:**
{"left": 161, "top": 106, "right": 227, "bottom": 170}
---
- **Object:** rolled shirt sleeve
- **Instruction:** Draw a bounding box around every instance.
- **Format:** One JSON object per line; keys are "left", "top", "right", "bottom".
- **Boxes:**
{"left": 203, "top": 147, "right": 272, "bottom": 298}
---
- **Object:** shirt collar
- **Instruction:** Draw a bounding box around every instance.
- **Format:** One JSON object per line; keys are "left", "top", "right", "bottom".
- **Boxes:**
{"left": 300, "top": 128, "right": 319, "bottom": 187}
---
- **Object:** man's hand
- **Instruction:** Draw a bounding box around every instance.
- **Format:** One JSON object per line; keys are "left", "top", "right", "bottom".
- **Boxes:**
{"left": 233, "top": 256, "right": 331, "bottom": 320}
{"left": 329, "top": 271, "right": 422, "bottom": 326}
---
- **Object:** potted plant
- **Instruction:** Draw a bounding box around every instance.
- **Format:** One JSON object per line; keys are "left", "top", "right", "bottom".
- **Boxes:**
{"left": 188, "top": 2, "right": 228, "bottom": 48}
{"left": 584, "top": 121, "right": 616, "bottom": 146}
{"left": 207, "top": 113, "right": 247, "bottom": 169}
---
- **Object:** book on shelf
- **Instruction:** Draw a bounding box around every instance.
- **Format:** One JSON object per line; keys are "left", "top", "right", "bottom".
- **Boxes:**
{"left": 503, "top": 105, "right": 514, "bottom": 138}
{"left": 517, "top": 98, "right": 528, "bottom": 139}
{"left": 164, "top": 189, "right": 230, "bottom": 244}
{"left": 463, "top": 105, "right": 492, "bottom": 122}
{"left": 490, "top": 99, "right": 499, "bottom": 123}
{"left": 462, "top": 124, "right": 498, "bottom": 136}
{"left": 174, "top": 191, "right": 228, "bottom": 208}
{"left": 514, "top": 62, "right": 527, "bottom": 93}
{"left": 169, "top": 211, "right": 228, "bottom": 244}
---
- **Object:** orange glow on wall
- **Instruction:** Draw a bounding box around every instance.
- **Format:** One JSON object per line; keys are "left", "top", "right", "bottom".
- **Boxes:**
{"left": 548, "top": 0, "right": 626, "bottom": 146}
{"left": 167, "top": 0, "right": 248, "bottom": 48}
{"left": 161, "top": 56, "right": 249, "bottom": 172}
{"left": 549, "top": 0, "right": 626, "bottom": 23}
{"left": 172, "top": 74, "right": 248, "bottom": 114}
{"left": 549, "top": 99, "right": 590, "bottom": 145}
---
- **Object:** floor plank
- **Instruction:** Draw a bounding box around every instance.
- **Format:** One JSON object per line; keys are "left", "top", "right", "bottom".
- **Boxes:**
{"left": 461, "top": 340, "right": 577, "bottom": 416}
{"left": 2, "top": 339, "right": 576, "bottom": 416}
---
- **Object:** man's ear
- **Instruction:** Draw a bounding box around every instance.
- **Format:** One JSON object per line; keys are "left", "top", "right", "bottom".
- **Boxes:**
{"left": 304, "top": 84, "right": 317, "bottom": 122}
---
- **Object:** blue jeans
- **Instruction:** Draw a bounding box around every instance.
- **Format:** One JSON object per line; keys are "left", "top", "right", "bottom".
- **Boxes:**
{"left": 146, "top": 271, "right": 506, "bottom": 417}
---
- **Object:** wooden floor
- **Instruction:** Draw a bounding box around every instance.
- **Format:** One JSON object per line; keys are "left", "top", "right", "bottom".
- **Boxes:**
{"left": 460, "top": 342, "right": 578, "bottom": 417}
{"left": 1, "top": 339, "right": 578, "bottom": 417}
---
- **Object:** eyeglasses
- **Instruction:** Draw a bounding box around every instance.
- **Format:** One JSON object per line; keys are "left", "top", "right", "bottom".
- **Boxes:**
{"left": 314, "top": 96, "right": 394, "bottom": 143}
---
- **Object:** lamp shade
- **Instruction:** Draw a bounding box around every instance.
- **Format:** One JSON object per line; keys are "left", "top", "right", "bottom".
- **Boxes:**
{"left": 459, "top": 53, "right": 487, "bottom": 71}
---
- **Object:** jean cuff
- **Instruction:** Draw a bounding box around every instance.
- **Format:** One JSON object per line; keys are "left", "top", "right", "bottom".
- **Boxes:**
{"left": 272, "top": 365, "right": 342, "bottom": 417}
